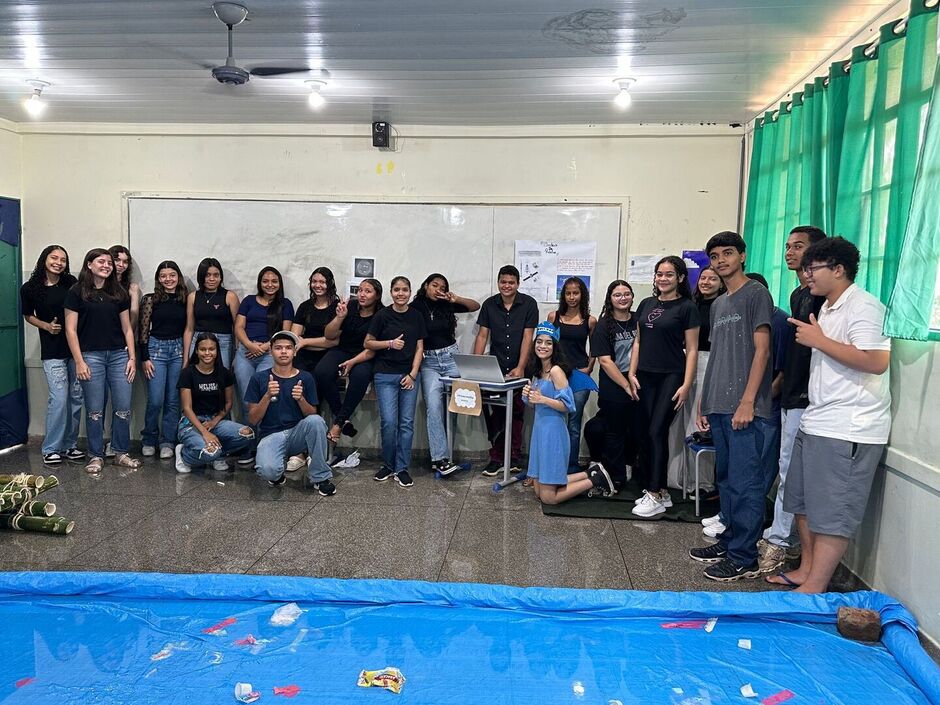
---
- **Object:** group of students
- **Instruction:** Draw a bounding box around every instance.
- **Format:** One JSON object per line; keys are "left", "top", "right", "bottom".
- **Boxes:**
{"left": 23, "top": 227, "right": 890, "bottom": 593}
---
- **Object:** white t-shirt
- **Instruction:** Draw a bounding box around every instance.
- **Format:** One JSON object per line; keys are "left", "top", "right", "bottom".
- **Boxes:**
{"left": 800, "top": 284, "right": 891, "bottom": 444}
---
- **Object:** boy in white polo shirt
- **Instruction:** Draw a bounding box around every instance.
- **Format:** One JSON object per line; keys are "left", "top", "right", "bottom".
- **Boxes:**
{"left": 769, "top": 237, "right": 891, "bottom": 592}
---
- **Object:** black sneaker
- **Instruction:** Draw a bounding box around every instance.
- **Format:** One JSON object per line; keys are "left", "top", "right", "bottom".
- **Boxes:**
{"left": 480, "top": 460, "right": 502, "bottom": 477}
{"left": 237, "top": 455, "right": 256, "bottom": 467}
{"left": 689, "top": 544, "right": 728, "bottom": 563}
{"left": 703, "top": 558, "right": 761, "bottom": 582}
{"left": 437, "top": 459, "right": 462, "bottom": 477}
{"left": 313, "top": 479, "right": 336, "bottom": 496}
{"left": 42, "top": 452, "right": 63, "bottom": 466}
{"left": 588, "top": 462, "right": 615, "bottom": 493}
{"left": 395, "top": 470, "right": 414, "bottom": 488}
{"left": 374, "top": 466, "right": 394, "bottom": 482}
{"left": 267, "top": 474, "right": 287, "bottom": 487}
{"left": 65, "top": 448, "right": 86, "bottom": 461}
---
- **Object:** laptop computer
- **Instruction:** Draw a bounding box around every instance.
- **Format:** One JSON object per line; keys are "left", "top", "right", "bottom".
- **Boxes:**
{"left": 452, "top": 354, "right": 510, "bottom": 384}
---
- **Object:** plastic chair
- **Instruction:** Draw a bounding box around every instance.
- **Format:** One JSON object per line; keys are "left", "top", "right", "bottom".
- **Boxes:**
{"left": 683, "top": 435, "right": 715, "bottom": 517}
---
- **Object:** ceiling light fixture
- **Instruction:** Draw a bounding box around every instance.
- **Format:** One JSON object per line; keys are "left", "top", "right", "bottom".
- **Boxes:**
{"left": 613, "top": 77, "right": 637, "bottom": 110}
{"left": 306, "top": 80, "right": 327, "bottom": 109}
{"left": 23, "top": 79, "right": 51, "bottom": 117}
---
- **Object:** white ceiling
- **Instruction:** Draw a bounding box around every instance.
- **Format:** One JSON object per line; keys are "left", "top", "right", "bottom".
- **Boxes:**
{"left": 0, "top": 0, "right": 899, "bottom": 126}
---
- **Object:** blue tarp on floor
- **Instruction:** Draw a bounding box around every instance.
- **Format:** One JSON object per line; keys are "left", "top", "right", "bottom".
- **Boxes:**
{"left": 0, "top": 571, "right": 937, "bottom": 704}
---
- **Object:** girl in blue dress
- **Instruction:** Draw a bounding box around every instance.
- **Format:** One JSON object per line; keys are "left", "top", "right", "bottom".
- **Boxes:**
{"left": 524, "top": 322, "right": 616, "bottom": 504}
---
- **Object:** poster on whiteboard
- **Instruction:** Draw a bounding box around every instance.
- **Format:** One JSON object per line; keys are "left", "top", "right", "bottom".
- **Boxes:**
{"left": 515, "top": 240, "right": 596, "bottom": 303}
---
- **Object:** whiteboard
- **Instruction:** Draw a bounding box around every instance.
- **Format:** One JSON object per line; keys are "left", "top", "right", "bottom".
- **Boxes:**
{"left": 127, "top": 198, "right": 624, "bottom": 351}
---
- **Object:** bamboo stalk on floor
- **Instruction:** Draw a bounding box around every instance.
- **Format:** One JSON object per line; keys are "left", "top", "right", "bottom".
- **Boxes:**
{"left": 0, "top": 514, "right": 74, "bottom": 535}
{"left": 15, "top": 501, "right": 57, "bottom": 517}
{"left": 0, "top": 474, "right": 45, "bottom": 489}
{"left": 0, "top": 490, "right": 27, "bottom": 512}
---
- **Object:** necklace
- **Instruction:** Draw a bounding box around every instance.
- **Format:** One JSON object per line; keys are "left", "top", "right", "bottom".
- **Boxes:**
{"left": 203, "top": 290, "right": 220, "bottom": 307}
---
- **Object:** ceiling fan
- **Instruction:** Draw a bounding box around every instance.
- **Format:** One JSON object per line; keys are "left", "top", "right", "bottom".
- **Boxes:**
{"left": 209, "top": 2, "right": 314, "bottom": 86}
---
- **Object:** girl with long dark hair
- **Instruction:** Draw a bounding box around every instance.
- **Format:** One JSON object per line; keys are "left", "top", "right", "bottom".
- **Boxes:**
{"left": 412, "top": 273, "right": 479, "bottom": 475}
{"left": 318, "top": 278, "right": 383, "bottom": 444}
{"left": 523, "top": 322, "right": 615, "bottom": 504}
{"left": 365, "top": 276, "right": 427, "bottom": 488}
{"left": 291, "top": 266, "right": 339, "bottom": 374}
{"left": 586, "top": 280, "right": 640, "bottom": 489}
{"left": 547, "top": 276, "right": 597, "bottom": 472}
{"left": 20, "top": 245, "right": 83, "bottom": 465}
{"left": 233, "top": 266, "right": 294, "bottom": 410}
{"left": 183, "top": 258, "right": 240, "bottom": 368}
{"left": 628, "top": 255, "right": 700, "bottom": 517}
{"left": 64, "top": 248, "right": 140, "bottom": 474}
{"left": 175, "top": 332, "right": 254, "bottom": 473}
{"left": 139, "top": 260, "right": 189, "bottom": 458}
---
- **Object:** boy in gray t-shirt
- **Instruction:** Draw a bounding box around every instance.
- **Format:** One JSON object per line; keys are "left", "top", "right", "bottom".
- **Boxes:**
{"left": 690, "top": 231, "right": 778, "bottom": 582}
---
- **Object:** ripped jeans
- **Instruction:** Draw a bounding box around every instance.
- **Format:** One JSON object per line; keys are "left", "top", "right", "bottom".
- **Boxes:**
{"left": 41, "top": 358, "right": 83, "bottom": 455}
{"left": 177, "top": 416, "right": 254, "bottom": 468}
{"left": 79, "top": 349, "right": 133, "bottom": 459}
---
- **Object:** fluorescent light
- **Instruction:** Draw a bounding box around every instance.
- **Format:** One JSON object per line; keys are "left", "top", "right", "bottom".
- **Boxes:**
{"left": 306, "top": 80, "right": 327, "bottom": 109}
{"left": 612, "top": 77, "right": 636, "bottom": 110}
{"left": 23, "top": 79, "right": 50, "bottom": 118}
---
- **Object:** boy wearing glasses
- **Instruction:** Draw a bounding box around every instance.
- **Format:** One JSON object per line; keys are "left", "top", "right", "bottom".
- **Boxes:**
{"left": 691, "top": 231, "right": 776, "bottom": 582}
{"left": 771, "top": 237, "right": 890, "bottom": 593}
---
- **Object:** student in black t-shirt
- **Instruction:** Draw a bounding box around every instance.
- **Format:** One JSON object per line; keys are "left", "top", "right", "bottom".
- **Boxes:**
{"left": 139, "top": 260, "right": 189, "bottom": 459}
{"left": 175, "top": 332, "right": 254, "bottom": 474}
{"left": 20, "top": 245, "right": 83, "bottom": 465}
{"left": 318, "top": 278, "right": 382, "bottom": 443}
{"left": 547, "top": 276, "right": 597, "bottom": 472}
{"left": 64, "top": 248, "right": 140, "bottom": 475}
{"left": 291, "top": 266, "right": 339, "bottom": 375}
{"left": 104, "top": 244, "right": 141, "bottom": 459}
{"left": 585, "top": 280, "right": 639, "bottom": 488}
{"left": 473, "top": 265, "right": 540, "bottom": 475}
{"left": 365, "top": 276, "right": 428, "bottom": 488}
{"left": 412, "top": 273, "right": 480, "bottom": 475}
{"left": 628, "top": 256, "right": 700, "bottom": 518}
{"left": 183, "top": 258, "right": 240, "bottom": 368}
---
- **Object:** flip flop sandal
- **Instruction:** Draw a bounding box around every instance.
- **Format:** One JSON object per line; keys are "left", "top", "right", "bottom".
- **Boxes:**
{"left": 85, "top": 457, "right": 103, "bottom": 475}
{"left": 113, "top": 453, "right": 141, "bottom": 469}
{"left": 766, "top": 572, "right": 801, "bottom": 589}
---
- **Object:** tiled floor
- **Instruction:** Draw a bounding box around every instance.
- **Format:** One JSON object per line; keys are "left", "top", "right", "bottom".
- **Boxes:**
{"left": 1, "top": 443, "right": 851, "bottom": 595}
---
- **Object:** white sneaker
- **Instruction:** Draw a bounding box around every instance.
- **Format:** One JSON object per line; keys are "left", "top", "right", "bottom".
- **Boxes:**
{"left": 212, "top": 460, "right": 230, "bottom": 471}
{"left": 142, "top": 445, "right": 156, "bottom": 457}
{"left": 701, "top": 513, "right": 723, "bottom": 527}
{"left": 285, "top": 454, "right": 306, "bottom": 474}
{"left": 174, "top": 445, "right": 191, "bottom": 474}
{"left": 632, "top": 490, "right": 666, "bottom": 518}
{"left": 703, "top": 520, "right": 726, "bottom": 538}
{"left": 159, "top": 446, "right": 174, "bottom": 459}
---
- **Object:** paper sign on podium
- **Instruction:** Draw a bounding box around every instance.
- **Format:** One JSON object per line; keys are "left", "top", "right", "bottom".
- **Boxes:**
{"left": 448, "top": 380, "right": 482, "bottom": 416}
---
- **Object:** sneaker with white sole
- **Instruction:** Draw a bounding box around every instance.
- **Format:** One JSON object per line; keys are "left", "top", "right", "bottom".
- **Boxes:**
{"left": 480, "top": 460, "right": 502, "bottom": 477}
{"left": 703, "top": 520, "right": 726, "bottom": 538}
{"left": 703, "top": 558, "right": 761, "bottom": 582}
{"left": 65, "top": 448, "right": 86, "bottom": 461}
{"left": 701, "top": 513, "right": 723, "bottom": 527}
{"left": 632, "top": 490, "right": 666, "bottom": 518}
{"left": 395, "top": 470, "right": 414, "bottom": 488}
{"left": 212, "top": 460, "right": 230, "bottom": 471}
{"left": 42, "top": 452, "right": 63, "bottom": 466}
{"left": 757, "top": 539, "right": 787, "bottom": 575}
{"left": 174, "top": 444, "right": 191, "bottom": 474}
{"left": 159, "top": 445, "right": 174, "bottom": 460}
{"left": 374, "top": 466, "right": 394, "bottom": 482}
{"left": 588, "top": 462, "right": 615, "bottom": 494}
{"left": 689, "top": 544, "right": 727, "bottom": 563}
{"left": 141, "top": 445, "right": 156, "bottom": 457}
{"left": 285, "top": 454, "right": 307, "bottom": 474}
{"left": 236, "top": 455, "right": 255, "bottom": 467}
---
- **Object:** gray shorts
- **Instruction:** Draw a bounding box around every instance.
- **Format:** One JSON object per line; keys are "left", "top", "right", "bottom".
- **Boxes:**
{"left": 783, "top": 431, "right": 884, "bottom": 538}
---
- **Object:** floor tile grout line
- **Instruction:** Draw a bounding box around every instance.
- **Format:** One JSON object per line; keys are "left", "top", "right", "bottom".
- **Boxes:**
{"left": 610, "top": 519, "right": 636, "bottom": 591}
{"left": 435, "top": 487, "right": 469, "bottom": 582}
{"left": 242, "top": 501, "right": 322, "bottom": 575}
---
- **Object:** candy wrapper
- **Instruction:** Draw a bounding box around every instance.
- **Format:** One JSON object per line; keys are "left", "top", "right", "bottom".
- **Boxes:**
{"left": 357, "top": 667, "right": 406, "bottom": 694}
{"left": 235, "top": 682, "right": 261, "bottom": 703}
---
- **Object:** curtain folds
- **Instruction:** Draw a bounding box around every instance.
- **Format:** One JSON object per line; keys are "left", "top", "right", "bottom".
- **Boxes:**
{"left": 743, "top": 0, "right": 937, "bottom": 338}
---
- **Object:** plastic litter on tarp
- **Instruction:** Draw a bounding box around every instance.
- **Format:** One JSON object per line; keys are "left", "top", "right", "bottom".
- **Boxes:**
{"left": 0, "top": 571, "right": 938, "bottom": 705}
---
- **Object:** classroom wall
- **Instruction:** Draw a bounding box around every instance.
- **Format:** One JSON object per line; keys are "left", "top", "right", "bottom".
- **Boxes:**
{"left": 16, "top": 123, "right": 743, "bottom": 454}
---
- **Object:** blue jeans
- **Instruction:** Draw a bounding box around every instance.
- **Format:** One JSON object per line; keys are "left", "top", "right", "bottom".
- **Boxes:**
{"left": 189, "top": 332, "right": 234, "bottom": 369}
{"left": 420, "top": 344, "right": 459, "bottom": 462}
{"left": 763, "top": 407, "right": 803, "bottom": 548}
{"left": 567, "top": 389, "right": 590, "bottom": 471}
{"left": 709, "top": 413, "right": 780, "bottom": 567}
{"left": 374, "top": 372, "right": 419, "bottom": 473}
{"left": 254, "top": 415, "right": 333, "bottom": 483}
{"left": 41, "top": 358, "right": 83, "bottom": 455}
{"left": 80, "top": 349, "right": 133, "bottom": 458}
{"left": 177, "top": 416, "right": 253, "bottom": 467}
{"left": 142, "top": 338, "right": 183, "bottom": 449}
{"left": 234, "top": 344, "right": 273, "bottom": 408}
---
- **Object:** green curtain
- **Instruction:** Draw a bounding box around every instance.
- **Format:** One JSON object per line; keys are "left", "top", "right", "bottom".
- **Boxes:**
{"left": 884, "top": 50, "right": 940, "bottom": 340}
{"left": 744, "top": 0, "right": 937, "bottom": 323}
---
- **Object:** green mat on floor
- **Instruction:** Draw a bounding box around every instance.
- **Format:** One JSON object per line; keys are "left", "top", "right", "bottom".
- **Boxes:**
{"left": 541, "top": 482, "right": 718, "bottom": 522}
